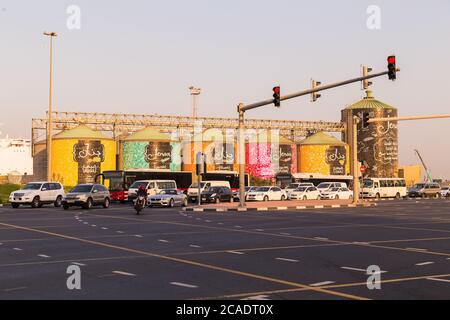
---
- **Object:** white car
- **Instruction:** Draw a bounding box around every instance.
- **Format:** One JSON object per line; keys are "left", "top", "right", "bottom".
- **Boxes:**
{"left": 9, "top": 182, "right": 65, "bottom": 208}
{"left": 246, "top": 186, "right": 287, "bottom": 201}
{"left": 289, "top": 186, "right": 321, "bottom": 200}
{"left": 321, "top": 187, "right": 353, "bottom": 200}
{"left": 440, "top": 187, "right": 450, "bottom": 198}
{"left": 317, "top": 182, "right": 348, "bottom": 194}
{"left": 284, "top": 183, "right": 314, "bottom": 197}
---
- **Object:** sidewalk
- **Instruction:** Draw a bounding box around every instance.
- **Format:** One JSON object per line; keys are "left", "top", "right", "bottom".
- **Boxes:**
{"left": 184, "top": 199, "right": 376, "bottom": 212}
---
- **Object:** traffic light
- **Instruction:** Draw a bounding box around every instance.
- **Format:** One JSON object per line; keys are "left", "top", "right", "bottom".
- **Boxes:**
{"left": 272, "top": 86, "right": 281, "bottom": 107}
{"left": 387, "top": 55, "right": 396, "bottom": 80}
{"left": 362, "top": 66, "right": 373, "bottom": 90}
{"left": 311, "top": 80, "right": 321, "bottom": 102}
{"left": 362, "top": 112, "right": 370, "bottom": 128}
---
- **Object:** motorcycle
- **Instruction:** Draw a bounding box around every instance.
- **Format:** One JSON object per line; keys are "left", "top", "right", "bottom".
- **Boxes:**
{"left": 134, "top": 194, "right": 146, "bottom": 215}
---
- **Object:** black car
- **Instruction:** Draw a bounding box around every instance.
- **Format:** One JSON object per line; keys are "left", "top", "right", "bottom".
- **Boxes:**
{"left": 201, "top": 187, "right": 233, "bottom": 204}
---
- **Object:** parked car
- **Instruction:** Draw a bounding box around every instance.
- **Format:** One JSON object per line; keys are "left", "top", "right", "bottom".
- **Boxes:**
{"left": 246, "top": 186, "right": 287, "bottom": 202}
{"left": 284, "top": 183, "right": 315, "bottom": 197}
{"left": 148, "top": 189, "right": 188, "bottom": 207}
{"left": 408, "top": 183, "right": 441, "bottom": 198}
{"left": 440, "top": 187, "right": 450, "bottom": 198}
{"left": 188, "top": 181, "right": 231, "bottom": 203}
{"left": 289, "top": 186, "right": 321, "bottom": 200}
{"left": 9, "top": 182, "right": 65, "bottom": 209}
{"left": 317, "top": 182, "right": 348, "bottom": 194}
{"left": 201, "top": 186, "right": 234, "bottom": 204}
{"left": 321, "top": 187, "right": 353, "bottom": 200}
{"left": 62, "top": 184, "right": 110, "bottom": 210}
{"left": 233, "top": 186, "right": 256, "bottom": 201}
{"left": 128, "top": 180, "right": 177, "bottom": 201}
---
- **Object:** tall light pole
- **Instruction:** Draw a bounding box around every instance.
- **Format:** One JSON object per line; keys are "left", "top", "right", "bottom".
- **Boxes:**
{"left": 189, "top": 86, "right": 201, "bottom": 118}
{"left": 44, "top": 32, "right": 57, "bottom": 181}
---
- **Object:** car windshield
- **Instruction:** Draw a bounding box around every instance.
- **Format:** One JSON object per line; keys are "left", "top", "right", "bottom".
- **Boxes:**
{"left": 330, "top": 188, "right": 340, "bottom": 192}
{"left": 23, "top": 183, "right": 42, "bottom": 190}
{"left": 159, "top": 189, "right": 177, "bottom": 195}
{"left": 190, "top": 183, "right": 206, "bottom": 189}
{"left": 256, "top": 187, "right": 270, "bottom": 192}
{"left": 245, "top": 187, "right": 253, "bottom": 191}
{"left": 130, "top": 181, "right": 148, "bottom": 189}
{"left": 70, "top": 185, "right": 93, "bottom": 193}
{"left": 287, "top": 184, "right": 299, "bottom": 189}
{"left": 363, "top": 180, "right": 374, "bottom": 188}
{"left": 413, "top": 184, "right": 425, "bottom": 189}
{"left": 208, "top": 187, "right": 222, "bottom": 193}
{"left": 295, "top": 187, "right": 307, "bottom": 192}
{"left": 318, "top": 183, "right": 331, "bottom": 189}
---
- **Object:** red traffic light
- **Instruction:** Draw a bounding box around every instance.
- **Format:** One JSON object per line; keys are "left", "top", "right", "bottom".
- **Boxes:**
{"left": 273, "top": 86, "right": 280, "bottom": 94}
{"left": 387, "top": 55, "right": 396, "bottom": 64}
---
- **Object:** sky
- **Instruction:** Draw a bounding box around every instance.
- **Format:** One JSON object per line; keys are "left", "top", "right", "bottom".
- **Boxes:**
{"left": 1, "top": 0, "right": 450, "bottom": 178}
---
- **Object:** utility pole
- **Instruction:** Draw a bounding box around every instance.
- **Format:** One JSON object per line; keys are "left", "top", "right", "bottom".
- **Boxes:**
{"left": 351, "top": 116, "right": 360, "bottom": 204}
{"left": 189, "top": 86, "right": 202, "bottom": 118}
{"left": 44, "top": 32, "right": 57, "bottom": 182}
{"left": 236, "top": 62, "right": 400, "bottom": 208}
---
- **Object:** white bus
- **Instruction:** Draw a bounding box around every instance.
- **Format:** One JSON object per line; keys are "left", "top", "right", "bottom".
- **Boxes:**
{"left": 361, "top": 178, "right": 407, "bottom": 199}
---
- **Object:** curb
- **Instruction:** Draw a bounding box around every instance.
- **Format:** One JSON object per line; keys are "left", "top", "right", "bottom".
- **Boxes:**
{"left": 183, "top": 203, "right": 377, "bottom": 212}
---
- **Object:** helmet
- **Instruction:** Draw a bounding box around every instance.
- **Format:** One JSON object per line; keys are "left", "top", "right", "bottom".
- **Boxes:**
{"left": 138, "top": 185, "right": 146, "bottom": 191}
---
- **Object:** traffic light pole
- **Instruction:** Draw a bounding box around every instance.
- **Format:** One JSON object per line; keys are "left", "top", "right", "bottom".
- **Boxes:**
{"left": 237, "top": 67, "right": 400, "bottom": 208}
{"left": 351, "top": 116, "right": 360, "bottom": 205}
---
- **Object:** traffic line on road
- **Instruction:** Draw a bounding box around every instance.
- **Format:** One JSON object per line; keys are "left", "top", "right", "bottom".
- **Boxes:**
{"left": 170, "top": 282, "right": 198, "bottom": 289}
{"left": 37, "top": 254, "right": 50, "bottom": 258}
{"left": 314, "top": 237, "right": 329, "bottom": 241}
{"left": 116, "top": 231, "right": 124, "bottom": 234}
{"left": 275, "top": 258, "right": 298, "bottom": 263}
{"left": 227, "top": 251, "right": 245, "bottom": 255}
{"left": 427, "top": 277, "right": 450, "bottom": 283}
{"left": 415, "top": 262, "right": 435, "bottom": 266}
{"left": 112, "top": 271, "right": 136, "bottom": 276}
{"left": 13, "top": 248, "right": 23, "bottom": 251}
{"left": 158, "top": 239, "right": 170, "bottom": 243}
{"left": 101, "top": 227, "right": 108, "bottom": 230}
{"left": 407, "top": 248, "right": 429, "bottom": 252}
{"left": 71, "top": 262, "right": 86, "bottom": 266}
{"left": 134, "top": 235, "right": 143, "bottom": 238}
{"left": 189, "top": 245, "right": 202, "bottom": 248}
{"left": 280, "top": 233, "right": 291, "bottom": 236}
{"left": 341, "top": 266, "right": 387, "bottom": 274}
{"left": 3, "top": 287, "right": 27, "bottom": 292}
{"left": 310, "top": 281, "right": 336, "bottom": 287}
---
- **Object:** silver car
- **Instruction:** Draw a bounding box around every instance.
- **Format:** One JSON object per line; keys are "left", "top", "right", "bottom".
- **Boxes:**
{"left": 148, "top": 189, "right": 188, "bottom": 208}
{"left": 63, "top": 184, "right": 111, "bottom": 210}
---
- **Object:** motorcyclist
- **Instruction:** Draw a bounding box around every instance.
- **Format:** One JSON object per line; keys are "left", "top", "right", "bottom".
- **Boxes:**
{"left": 136, "top": 185, "right": 148, "bottom": 206}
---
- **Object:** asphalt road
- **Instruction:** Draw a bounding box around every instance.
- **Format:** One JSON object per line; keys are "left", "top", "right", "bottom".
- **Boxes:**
{"left": 1, "top": 199, "right": 450, "bottom": 300}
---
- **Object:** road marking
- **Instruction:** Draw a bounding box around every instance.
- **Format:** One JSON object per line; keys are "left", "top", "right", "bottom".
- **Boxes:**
{"left": 71, "top": 262, "right": 86, "bottom": 266}
{"left": 4, "top": 287, "right": 27, "bottom": 292}
{"left": 407, "top": 247, "right": 429, "bottom": 251}
{"left": 91, "top": 225, "right": 97, "bottom": 227}
{"left": 314, "top": 237, "right": 329, "bottom": 241}
{"left": 37, "top": 254, "right": 50, "bottom": 258}
{"left": 134, "top": 235, "right": 143, "bottom": 238}
{"left": 116, "top": 231, "right": 124, "bottom": 234}
{"left": 235, "top": 226, "right": 242, "bottom": 228}
{"left": 241, "top": 295, "right": 270, "bottom": 300}
{"left": 190, "top": 245, "right": 202, "bottom": 248}
{"left": 101, "top": 227, "right": 108, "bottom": 230}
{"left": 170, "top": 282, "right": 198, "bottom": 289}
{"left": 0, "top": 221, "right": 369, "bottom": 301}
{"left": 275, "top": 258, "right": 298, "bottom": 263}
{"left": 218, "top": 223, "right": 224, "bottom": 225}
{"left": 83, "top": 222, "right": 88, "bottom": 225}
{"left": 341, "top": 266, "right": 387, "bottom": 274}
{"left": 353, "top": 242, "right": 370, "bottom": 245}
{"left": 13, "top": 248, "right": 23, "bottom": 251}
{"left": 158, "top": 239, "right": 170, "bottom": 243}
{"left": 205, "top": 220, "right": 212, "bottom": 223}
{"left": 227, "top": 251, "right": 245, "bottom": 255}
{"left": 280, "top": 233, "right": 291, "bottom": 236}
{"left": 255, "top": 229, "right": 264, "bottom": 232}
{"left": 415, "top": 262, "right": 435, "bottom": 266}
{"left": 310, "top": 281, "right": 336, "bottom": 287}
{"left": 112, "top": 271, "right": 136, "bottom": 276}
{"left": 427, "top": 278, "right": 450, "bottom": 283}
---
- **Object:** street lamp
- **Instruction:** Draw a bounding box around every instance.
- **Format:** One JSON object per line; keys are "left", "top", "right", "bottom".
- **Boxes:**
{"left": 43, "top": 32, "right": 57, "bottom": 181}
{"left": 189, "top": 86, "right": 202, "bottom": 118}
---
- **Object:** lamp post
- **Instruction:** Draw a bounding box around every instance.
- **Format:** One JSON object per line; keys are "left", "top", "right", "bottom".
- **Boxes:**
{"left": 189, "top": 86, "right": 202, "bottom": 118}
{"left": 44, "top": 32, "right": 57, "bottom": 181}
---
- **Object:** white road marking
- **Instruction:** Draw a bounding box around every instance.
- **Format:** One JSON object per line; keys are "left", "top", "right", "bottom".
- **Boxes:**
{"left": 134, "top": 235, "right": 143, "bottom": 238}
{"left": 205, "top": 220, "right": 212, "bottom": 223}
{"left": 71, "top": 262, "right": 86, "bottom": 266}
{"left": 13, "top": 248, "right": 23, "bottom": 251}
{"left": 314, "top": 237, "right": 329, "bottom": 241}
{"left": 158, "top": 239, "right": 170, "bottom": 243}
{"left": 227, "top": 251, "right": 245, "bottom": 255}
{"left": 427, "top": 278, "right": 450, "bottom": 283}
{"left": 235, "top": 226, "right": 242, "bottom": 228}
{"left": 91, "top": 225, "right": 97, "bottom": 227}
{"left": 101, "top": 227, "right": 108, "bottom": 230}
{"left": 37, "top": 254, "right": 50, "bottom": 258}
{"left": 170, "top": 282, "right": 198, "bottom": 289}
{"left": 83, "top": 222, "right": 89, "bottom": 225}
{"left": 280, "top": 233, "right": 291, "bottom": 236}
{"left": 241, "top": 295, "right": 270, "bottom": 300}
{"left": 4, "top": 287, "right": 27, "bottom": 292}
{"left": 353, "top": 242, "right": 370, "bottom": 245}
{"left": 407, "top": 247, "right": 429, "bottom": 251}
{"left": 341, "top": 266, "right": 387, "bottom": 274}
{"left": 116, "top": 231, "right": 124, "bottom": 234}
{"left": 309, "top": 281, "right": 336, "bottom": 287}
{"left": 415, "top": 262, "right": 435, "bottom": 266}
{"left": 189, "top": 245, "right": 202, "bottom": 248}
{"left": 112, "top": 271, "right": 136, "bottom": 276}
{"left": 255, "top": 229, "right": 264, "bottom": 232}
{"left": 275, "top": 258, "right": 298, "bottom": 263}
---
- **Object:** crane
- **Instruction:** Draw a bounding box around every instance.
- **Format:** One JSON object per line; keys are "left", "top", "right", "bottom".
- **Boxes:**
{"left": 414, "top": 149, "right": 433, "bottom": 183}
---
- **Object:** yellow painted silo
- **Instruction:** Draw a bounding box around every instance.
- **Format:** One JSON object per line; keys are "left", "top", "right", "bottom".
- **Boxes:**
{"left": 51, "top": 125, "right": 116, "bottom": 187}
{"left": 298, "top": 132, "right": 350, "bottom": 176}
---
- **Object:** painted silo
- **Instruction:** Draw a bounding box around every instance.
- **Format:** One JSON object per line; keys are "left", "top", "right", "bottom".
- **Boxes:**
{"left": 341, "top": 90, "right": 398, "bottom": 178}
{"left": 245, "top": 134, "right": 297, "bottom": 180}
{"left": 51, "top": 125, "right": 116, "bottom": 186}
{"left": 120, "top": 127, "right": 181, "bottom": 171}
{"left": 182, "top": 129, "right": 237, "bottom": 173}
{"left": 298, "top": 132, "right": 350, "bottom": 176}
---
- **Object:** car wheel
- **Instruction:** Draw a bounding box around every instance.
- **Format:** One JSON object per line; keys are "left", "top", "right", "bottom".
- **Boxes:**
{"left": 54, "top": 196, "right": 62, "bottom": 208}
{"left": 435, "top": 193, "right": 441, "bottom": 199}
{"left": 31, "top": 196, "right": 40, "bottom": 208}
{"left": 263, "top": 196, "right": 269, "bottom": 202}
{"left": 317, "top": 195, "right": 321, "bottom": 200}
{"left": 11, "top": 203, "right": 20, "bottom": 209}
{"left": 169, "top": 199, "right": 175, "bottom": 208}
{"left": 335, "top": 195, "right": 340, "bottom": 200}
{"left": 395, "top": 193, "right": 401, "bottom": 200}
{"left": 103, "top": 198, "right": 110, "bottom": 209}
{"left": 281, "top": 195, "right": 286, "bottom": 201}
{"left": 215, "top": 197, "right": 220, "bottom": 204}
{"left": 83, "top": 198, "right": 93, "bottom": 210}
{"left": 63, "top": 204, "right": 70, "bottom": 210}
{"left": 230, "top": 197, "right": 233, "bottom": 203}
{"left": 182, "top": 198, "right": 188, "bottom": 207}
{"left": 303, "top": 195, "right": 307, "bottom": 201}
{"left": 375, "top": 193, "right": 381, "bottom": 200}
{"left": 422, "top": 193, "right": 427, "bottom": 199}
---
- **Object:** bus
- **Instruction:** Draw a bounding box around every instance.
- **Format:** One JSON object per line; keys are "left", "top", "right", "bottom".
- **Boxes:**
{"left": 98, "top": 169, "right": 248, "bottom": 202}
{"left": 361, "top": 178, "right": 407, "bottom": 199}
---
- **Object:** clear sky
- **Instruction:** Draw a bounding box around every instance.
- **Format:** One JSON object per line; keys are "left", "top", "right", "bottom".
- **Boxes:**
{"left": 1, "top": 0, "right": 450, "bottom": 178}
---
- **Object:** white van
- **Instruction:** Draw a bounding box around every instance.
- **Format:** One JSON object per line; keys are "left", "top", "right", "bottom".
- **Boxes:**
{"left": 128, "top": 180, "right": 177, "bottom": 200}
{"left": 317, "top": 182, "right": 348, "bottom": 194}
{"left": 187, "top": 181, "right": 231, "bottom": 203}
